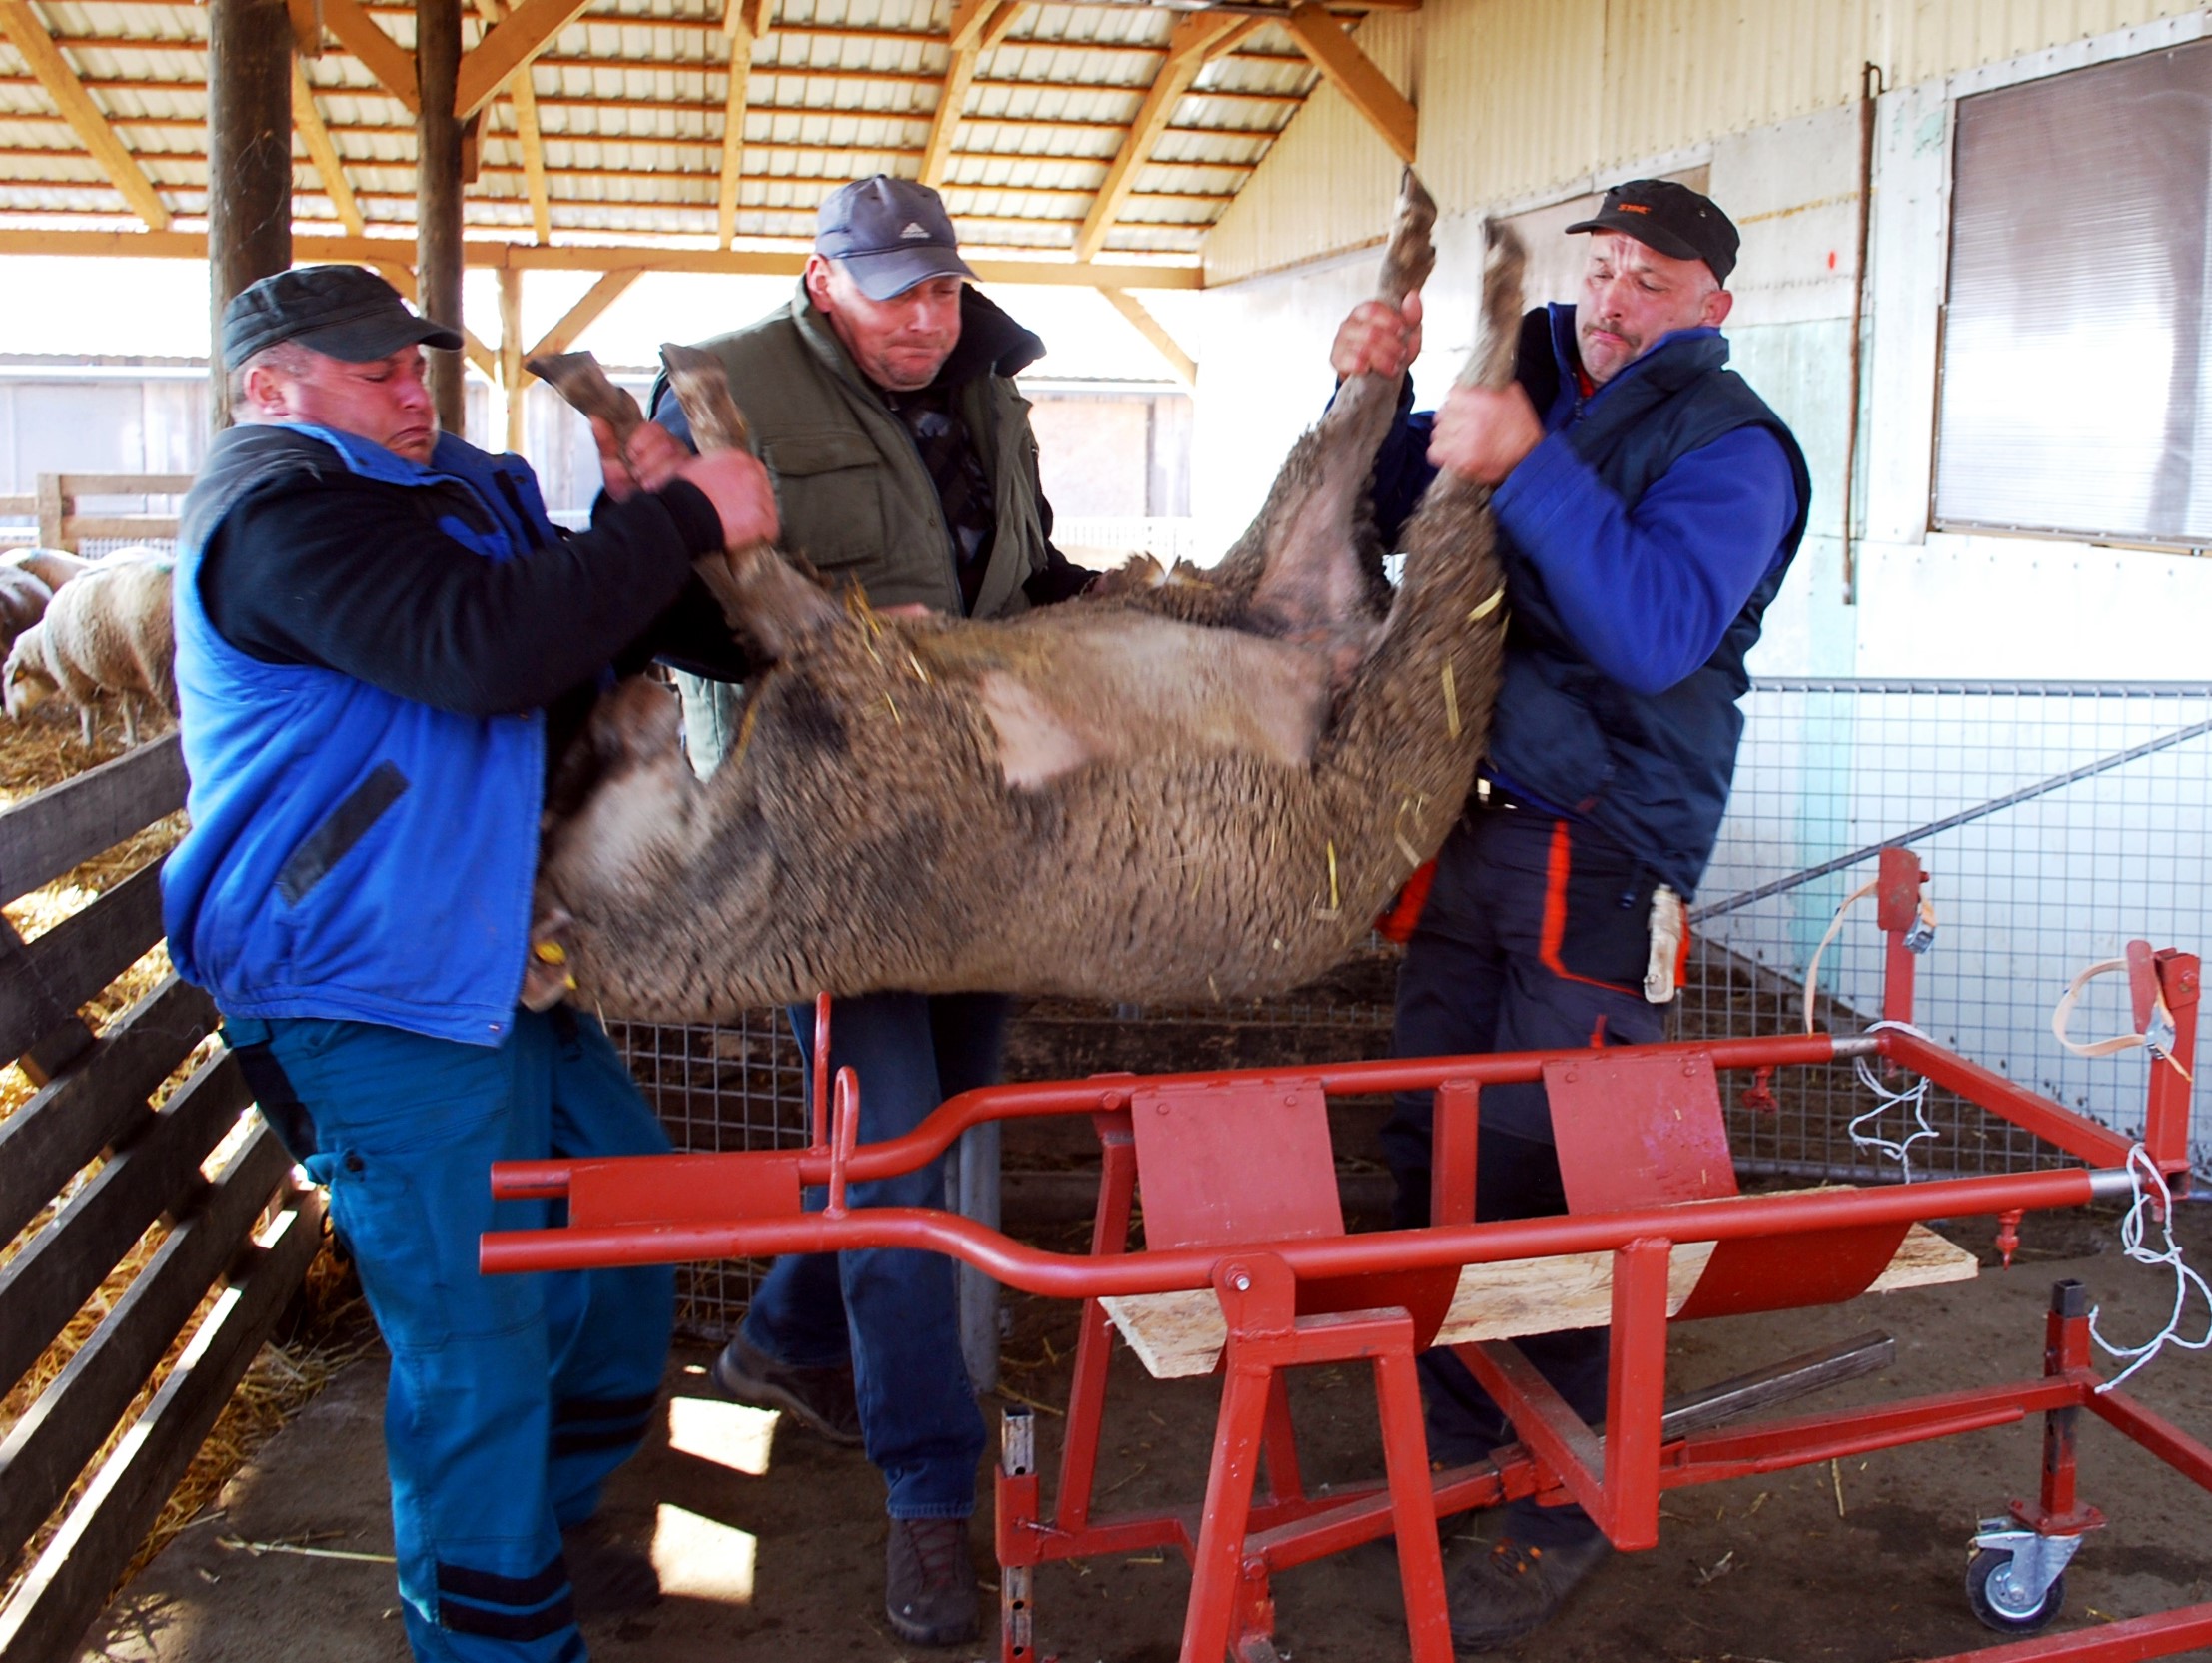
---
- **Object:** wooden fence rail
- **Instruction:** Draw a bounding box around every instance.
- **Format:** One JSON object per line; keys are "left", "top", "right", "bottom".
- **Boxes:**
{"left": 4, "top": 473, "right": 194, "bottom": 552}
{"left": 0, "top": 735, "right": 318, "bottom": 1663}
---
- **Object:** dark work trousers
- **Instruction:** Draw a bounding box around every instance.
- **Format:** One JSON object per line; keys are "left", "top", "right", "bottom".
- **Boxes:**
{"left": 1383, "top": 802, "right": 1666, "bottom": 1550}
{"left": 741, "top": 990, "right": 1006, "bottom": 1519}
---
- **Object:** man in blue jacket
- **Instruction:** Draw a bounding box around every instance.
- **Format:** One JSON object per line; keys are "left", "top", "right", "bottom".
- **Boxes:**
{"left": 164, "top": 266, "right": 776, "bottom": 1663}
{"left": 1334, "top": 181, "right": 1811, "bottom": 1650}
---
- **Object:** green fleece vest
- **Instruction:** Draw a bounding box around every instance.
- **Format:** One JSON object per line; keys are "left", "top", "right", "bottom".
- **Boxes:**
{"left": 689, "top": 285, "right": 1051, "bottom": 619}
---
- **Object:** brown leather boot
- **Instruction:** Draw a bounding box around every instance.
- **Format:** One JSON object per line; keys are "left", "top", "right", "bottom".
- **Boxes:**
{"left": 883, "top": 1516, "right": 979, "bottom": 1646}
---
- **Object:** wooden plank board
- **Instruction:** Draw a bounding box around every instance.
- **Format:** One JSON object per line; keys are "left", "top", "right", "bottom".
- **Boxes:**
{"left": 0, "top": 734, "right": 184, "bottom": 905}
{"left": 0, "top": 919, "right": 93, "bottom": 1087}
{"left": 0, "top": 1126, "right": 292, "bottom": 1572}
{"left": 1104, "top": 1221, "right": 1979, "bottom": 1382}
{"left": 0, "top": 863, "right": 168, "bottom": 1065}
{"left": 0, "top": 1055, "right": 250, "bottom": 1401}
{"left": 0, "top": 976, "right": 219, "bottom": 1246}
{"left": 0, "top": 1187, "right": 322, "bottom": 1663}
{"left": 54, "top": 475, "right": 196, "bottom": 497}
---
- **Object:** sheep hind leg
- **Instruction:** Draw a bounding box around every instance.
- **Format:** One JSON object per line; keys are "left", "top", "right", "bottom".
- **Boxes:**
{"left": 122, "top": 696, "right": 138, "bottom": 748}
{"left": 1243, "top": 170, "right": 1438, "bottom": 646}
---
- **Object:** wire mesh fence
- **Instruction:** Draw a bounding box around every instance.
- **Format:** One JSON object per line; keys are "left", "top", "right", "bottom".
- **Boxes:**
{"left": 602, "top": 1013, "right": 810, "bottom": 1339}
{"left": 1688, "top": 680, "right": 2212, "bottom": 1184}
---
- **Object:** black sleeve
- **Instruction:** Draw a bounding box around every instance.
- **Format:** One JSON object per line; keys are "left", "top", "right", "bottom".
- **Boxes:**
{"left": 1021, "top": 490, "right": 1098, "bottom": 607}
{"left": 200, "top": 471, "right": 730, "bottom": 717}
{"left": 621, "top": 574, "right": 757, "bottom": 683}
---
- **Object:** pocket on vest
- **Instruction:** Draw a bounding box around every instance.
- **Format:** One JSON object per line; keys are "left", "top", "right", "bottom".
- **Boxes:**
{"left": 276, "top": 761, "right": 409, "bottom": 905}
{"left": 763, "top": 429, "right": 889, "bottom": 580}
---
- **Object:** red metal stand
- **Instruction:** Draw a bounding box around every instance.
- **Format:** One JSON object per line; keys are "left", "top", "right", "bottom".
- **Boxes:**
{"left": 481, "top": 903, "right": 2208, "bottom": 1663}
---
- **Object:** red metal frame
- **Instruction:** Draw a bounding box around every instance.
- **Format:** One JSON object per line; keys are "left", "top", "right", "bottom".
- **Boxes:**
{"left": 481, "top": 902, "right": 2206, "bottom": 1663}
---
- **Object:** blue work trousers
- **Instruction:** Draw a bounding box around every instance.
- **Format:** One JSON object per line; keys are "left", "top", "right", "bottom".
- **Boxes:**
{"left": 233, "top": 1006, "right": 674, "bottom": 1663}
{"left": 740, "top": 991, "right": 1003, "bottom": 1518}
{"left": 1383, "top": 805, "right": 1665, "bottom": 1549}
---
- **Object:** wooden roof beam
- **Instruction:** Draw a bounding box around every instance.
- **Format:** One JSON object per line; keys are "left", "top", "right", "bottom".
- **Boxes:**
{"left": 0, "top": 226, "right": 1205, "bottom": 287}
{"left": 977, "top": 0, "right": 1026, "bottom": 53}
{"left": 475, "top": 0, "right": 548, "bottom": 242}
{"left": 454, "top": 0, "right": 591, "bottom": 122}
{"left": 1099, "top": 287, "right": 1192, "bottom": 387}
{"left": 715, "top": 0, "right": 751, "bottom": 248}
{"left": 918, "top": 0, "right": 989, "bottom": 188}
{"left": 291, "top": 60, "right": 365, "bottom": 236}
{"left": 1280, "top": 2, "right": 1413, "bottom": 164}
{"left": 525, "top": 267, "right": 638, "bottom": 359}
{"left": 0, "top": 0, "right": 171, "bottom": 230}
{"left": 1073, "top": 10, "right": 1240, "bottom": 262}
{"left": 310, "top": 0, "right": 419, "bottom": 112}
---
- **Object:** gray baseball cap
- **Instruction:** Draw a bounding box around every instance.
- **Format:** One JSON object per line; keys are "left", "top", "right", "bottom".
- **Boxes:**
{"left": 222, "top": 265, "right": 463, "bottom": 366}
{"left": 815, "top": 175, "right": 976, "bottom": 301}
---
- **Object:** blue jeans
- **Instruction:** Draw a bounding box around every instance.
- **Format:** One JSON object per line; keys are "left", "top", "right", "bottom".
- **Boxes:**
{"left": 740, "top": 991, "right": 1004, "bottom": 1519}
{"left": 1385, "top": 806, "right": 1664, "bottom": 1549}
{"left": 233, "top": 1007, "right": 674, "bottom": 1663}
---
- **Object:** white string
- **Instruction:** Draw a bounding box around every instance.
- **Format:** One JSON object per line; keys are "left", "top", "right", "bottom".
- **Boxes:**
{"left": 2089, "top": 1145, "right": 2212, "bottom": 1394}
{"left": 1849, "top": 1021, "right": 1941, "bottom": 1182}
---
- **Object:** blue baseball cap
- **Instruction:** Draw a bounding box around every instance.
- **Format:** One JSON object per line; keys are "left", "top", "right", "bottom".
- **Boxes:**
{"left": 815, "top": 176, "right": 976, "bottom": 301}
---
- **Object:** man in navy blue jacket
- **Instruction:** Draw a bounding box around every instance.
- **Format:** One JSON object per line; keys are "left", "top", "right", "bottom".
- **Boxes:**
{"left": 166, "top": 266, "right": 776, "bottom": 1663}
{"left": 1336, "top": 181, "right": 1811, "bottom": 1650}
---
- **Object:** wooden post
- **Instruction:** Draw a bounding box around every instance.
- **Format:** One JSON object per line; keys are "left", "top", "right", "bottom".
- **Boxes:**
{"left": 417, "top": 0, "right": 467, "bottom": 439}
{"left": 498, "top": 266, "right": 525, "bottom": 454}
{"left": 204, "top": 0, "right": 293, "bottom": 432}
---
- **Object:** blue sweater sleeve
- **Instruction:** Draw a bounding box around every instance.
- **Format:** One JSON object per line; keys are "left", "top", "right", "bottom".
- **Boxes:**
{"left": 1491, "top": 423, "right": 1798, "bottom": 696}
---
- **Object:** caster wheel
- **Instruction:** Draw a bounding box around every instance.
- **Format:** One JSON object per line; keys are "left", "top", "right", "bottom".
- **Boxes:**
{"left": 1967, "top": 1546, "right": 2066, "bottom": 1634}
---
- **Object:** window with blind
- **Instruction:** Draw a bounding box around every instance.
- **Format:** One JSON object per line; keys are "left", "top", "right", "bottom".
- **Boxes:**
{"left": 1934, "top": 40, "right": 2212, "bottom": 550}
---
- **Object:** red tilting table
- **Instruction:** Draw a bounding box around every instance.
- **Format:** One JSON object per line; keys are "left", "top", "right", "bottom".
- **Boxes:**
{"left": 482, "top": 847, "right": 2209, "bottom": 1663}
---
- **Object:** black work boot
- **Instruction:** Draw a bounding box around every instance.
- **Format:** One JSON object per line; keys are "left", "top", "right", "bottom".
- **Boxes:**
{"left": 883, "top": 1516, "right": 980, "bottom": 1646}
{"left": 1446, "top": 1533, "right": 1612, "bottom": 1652}
{"left": 709, "top": 1331, "right": 863, "bottom": 1447}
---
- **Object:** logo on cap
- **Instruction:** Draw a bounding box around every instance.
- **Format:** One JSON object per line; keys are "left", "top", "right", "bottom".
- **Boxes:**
{"left": 900, "top": 222, "right": 930, "bottom": 240}
{"left": 1620, "top": 203, "right": 1652, "bottom": 214}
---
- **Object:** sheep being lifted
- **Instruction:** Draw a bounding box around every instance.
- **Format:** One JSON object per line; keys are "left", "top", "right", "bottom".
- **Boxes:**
{"left": 536, "top": 175, "right": 1518, "bottom": 1019}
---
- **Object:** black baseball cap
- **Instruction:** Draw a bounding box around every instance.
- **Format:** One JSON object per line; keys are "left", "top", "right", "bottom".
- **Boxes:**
{"left": 1566, "top": 180, "right": 1740, "bottom": 284}
{"left": 221, "top": 265, "right": 464, "bottom": 366}
{"left": 815, "top": 175, "right": 976, "bottom": 301}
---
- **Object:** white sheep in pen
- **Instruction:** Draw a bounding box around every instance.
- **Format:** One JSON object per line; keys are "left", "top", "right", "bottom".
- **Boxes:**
{"left": 0, "top": 564, "right": 51, "bottom": 655}
{"left": 3, "top": 554, "right": 176, "bottom": 747}
{"left": 2, "top": 546, "right": 93, "bottom": 593}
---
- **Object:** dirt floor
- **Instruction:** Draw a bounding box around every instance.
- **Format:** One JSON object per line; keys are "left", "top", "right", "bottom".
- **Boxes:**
{"left": 84, "top": 1198, "right": 2212, "bottom": 1663}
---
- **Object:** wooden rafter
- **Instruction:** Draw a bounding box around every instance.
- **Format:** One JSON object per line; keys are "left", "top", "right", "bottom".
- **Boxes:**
{"left": 0, "top": 0, "right": 170, "bottom": 230}
{"left": 0, "top": 227, "right": 1204, "bottom": 288}
{"left": 475, "top": 0, "right": 549, "bottom": 242}
{"left": 498, "top": 266, "right": 524, "bottom": 449}
{"left": 919, "top": 0, "right": 992, "bottom": 189}
{"left": 525, "top": 267, "right": 639, "bottom": 359}
{"left": 313, "top": 0, "right": 419, "bottom": 112}
{"left": 454, "top": 0, "right": 591, "bottom": 122}
{"left": 1281, "top": 2, "right": 1414, "bottom": 164}
{"left": 1073, "top": 10, "right": 1241, "bottom": 262}
{"left": 1099, "top": 287, "right": 1193, "bottom": 387}
{"left": 291, "top": 60, "right": 365, "bottom": 236}
{"left": 1202, "top": 17, "right": 1269, "bottom": 61}
{"left": 978, "top": 0, "right": 1026, "bottom": 53}
{"left": 716, "top": 0, "right": 751, "bottom": 248}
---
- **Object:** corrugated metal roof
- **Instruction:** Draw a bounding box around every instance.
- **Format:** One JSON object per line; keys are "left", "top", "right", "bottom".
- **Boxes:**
{"left": 0, "top": 0, "right": 1407, "bottom": 257}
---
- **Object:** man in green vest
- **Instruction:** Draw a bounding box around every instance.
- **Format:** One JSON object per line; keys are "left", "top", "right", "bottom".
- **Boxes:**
{"left": 647, "top": 176, "right": 1089, "bottom": 1647}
